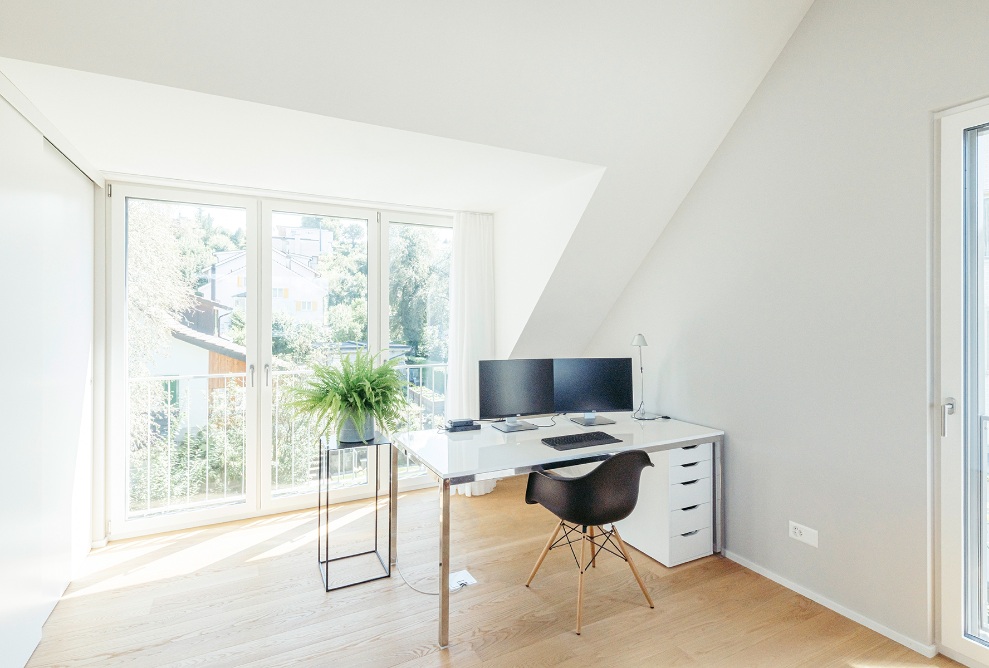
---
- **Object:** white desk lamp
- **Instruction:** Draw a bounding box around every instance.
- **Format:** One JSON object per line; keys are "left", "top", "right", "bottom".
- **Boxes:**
{"left": 631, "top": 333, "right": 658, "bottom": 420}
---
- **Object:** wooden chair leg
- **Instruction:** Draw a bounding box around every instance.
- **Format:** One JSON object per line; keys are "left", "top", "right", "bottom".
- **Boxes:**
{"left": 526, "top": 520, "right": 563, "bottom": 587}
{"left": 589, "top": 525, "right": 596, "bottom": 568}
{"left": 576, "top": 528, "right": 587, "bottom": 635}
{"left": 611, "top": 526, "right": 654, "bottom": 608}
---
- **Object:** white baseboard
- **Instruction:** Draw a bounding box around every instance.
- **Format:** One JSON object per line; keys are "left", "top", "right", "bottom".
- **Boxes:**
{"left": 724, "top": 550, "right": 937, "bottom": 659}
{"left": 939, "top": 645, "right": 989, "bottom": 668}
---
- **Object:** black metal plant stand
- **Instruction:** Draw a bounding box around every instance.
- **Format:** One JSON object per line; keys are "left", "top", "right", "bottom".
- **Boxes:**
{"left": 317, "top": 433, "right": 392, "bottom": 591}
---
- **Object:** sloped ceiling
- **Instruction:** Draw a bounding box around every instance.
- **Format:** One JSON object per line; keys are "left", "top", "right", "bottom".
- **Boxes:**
{"left": 0, "top": 58, "right": 601, "bottom": 213}
{"left": 0, "top": 0, "right": 812, "bottom": 356}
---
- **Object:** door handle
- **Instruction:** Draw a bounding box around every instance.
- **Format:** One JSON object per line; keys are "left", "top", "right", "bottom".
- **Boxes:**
{"left": 942, "top": 398, "right": 956, "bottom": 437}
{"left": 249, "top": 364, "right": 255, "bottom": 388}
{"left": 264, "top": 364, "right": 271, "bottom": 387}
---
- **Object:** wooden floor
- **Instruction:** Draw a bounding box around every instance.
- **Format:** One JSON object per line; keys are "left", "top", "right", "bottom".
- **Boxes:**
{"left": 30, "top": 477, "right": 959, "bottom": 667}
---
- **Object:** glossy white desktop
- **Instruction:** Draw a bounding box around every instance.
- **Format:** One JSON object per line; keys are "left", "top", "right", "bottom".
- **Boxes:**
{"left": 388, "top": 412, "right": 725, "bottom": 647}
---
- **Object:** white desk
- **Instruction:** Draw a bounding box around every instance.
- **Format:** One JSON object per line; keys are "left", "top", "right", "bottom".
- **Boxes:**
{"left": 388, "top": 413, "right": 725, "bottom": 647}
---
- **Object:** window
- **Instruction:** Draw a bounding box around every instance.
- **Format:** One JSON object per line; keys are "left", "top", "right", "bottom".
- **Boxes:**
{"left": 940, "top": 103, "right": 989, "bottom": 665}
{"left": 388, "top": 220, "right": 452, "bottom": 432}
{"left": 110, "top": 183, "right": 452, "bottom": 536}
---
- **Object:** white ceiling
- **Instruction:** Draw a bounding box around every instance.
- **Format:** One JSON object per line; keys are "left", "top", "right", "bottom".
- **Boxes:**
{"left": 0, "top": 0, "right": 813, "bottom": 355}
{"left": 0, "top": 57, "right": 599, "bottom": 212}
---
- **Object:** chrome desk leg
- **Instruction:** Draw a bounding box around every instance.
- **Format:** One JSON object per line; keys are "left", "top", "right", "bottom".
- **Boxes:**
{"left": 390, "top": 445, "right": 398, "bottom": 569}
{"left": 714, "top": 437, "right": 724, "bottom": 554}
{"left": 439, "top": 478, "right": 451, "bottom": 647}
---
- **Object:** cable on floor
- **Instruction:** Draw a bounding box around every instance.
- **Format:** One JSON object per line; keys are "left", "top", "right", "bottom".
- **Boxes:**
{"left": 394, "top": 560, "right": 468, "bottom": 596}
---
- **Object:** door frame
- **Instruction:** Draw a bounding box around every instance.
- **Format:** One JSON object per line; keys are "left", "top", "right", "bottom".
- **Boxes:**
{"left": 939, "top": 101, "right": 989, "bottom": 665}
{"left": 105, "top": 182, "right": 443, "bottom": 539}
{"left": 107, "top": 182, "right": 262, "bottom": 538}
{"left": 259, "top": 198, "right": 384, "bottom": 514}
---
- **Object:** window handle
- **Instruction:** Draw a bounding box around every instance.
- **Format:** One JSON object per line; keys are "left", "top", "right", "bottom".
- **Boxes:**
{"left": 264, "top": 364, "right": 271, "bottom": 387}
{"left": 942, "top": 398, "right": 956, "bottom": 437}
{"left": 249, "top": 364, "right": 255, "bottom": 388}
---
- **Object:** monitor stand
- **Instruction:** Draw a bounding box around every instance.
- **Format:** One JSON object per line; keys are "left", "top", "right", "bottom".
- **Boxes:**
{"left": 569, "top": 411, "right": 616, "bottom": 427}
{"left": 492, "top": 416, "right": 539, "bottom": 433}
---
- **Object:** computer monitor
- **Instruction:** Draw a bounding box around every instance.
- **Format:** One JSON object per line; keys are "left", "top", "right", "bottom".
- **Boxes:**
{"left": 478, "top": 359, "right": 555, "bottom": 432}
{"left": 553, "top": 357, "right": 634, "bottom": 426}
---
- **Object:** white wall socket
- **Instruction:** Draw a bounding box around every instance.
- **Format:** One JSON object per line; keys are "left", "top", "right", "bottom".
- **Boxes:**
{"left": 788, "top": 520, "right": 818, "bottom": 547}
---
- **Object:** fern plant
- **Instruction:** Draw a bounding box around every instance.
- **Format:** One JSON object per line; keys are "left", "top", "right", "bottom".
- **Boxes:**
{"left": 289, "top": 350, "right": 409, "bottom": 442}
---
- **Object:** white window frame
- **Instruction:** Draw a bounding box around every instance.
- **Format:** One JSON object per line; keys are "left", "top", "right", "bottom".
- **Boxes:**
{"left": 939, "top": 100, "right": 989, "bottom": 665}
{"left": 105, "top": 181, "right": 451, "bottom": 539}
{"left": 107, "top": 183, "right": 261, "bottom": 538}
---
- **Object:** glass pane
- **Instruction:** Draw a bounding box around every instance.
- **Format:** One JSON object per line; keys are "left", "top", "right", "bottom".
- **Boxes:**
{"left": 979, "top": 128, "right": 989, "bottom": 636}
{"left": 269, "top": 212, "right": 369, "bottom": 497}
{"left": 966, "top": 127, "right": 989, "bottom": 640}
{"left": 389, "top": 222, "right": 451, "bottom": 478}
{"left": 126, "top": 198, "right": 248, "bottom": 518}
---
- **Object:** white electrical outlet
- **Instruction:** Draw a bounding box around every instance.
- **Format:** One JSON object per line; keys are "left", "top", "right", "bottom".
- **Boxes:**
{"left": 449, "top": 569, "right": 477, "bottom": 590}
{"left": 788, "top": 520, "right": 818, "bottom": 547}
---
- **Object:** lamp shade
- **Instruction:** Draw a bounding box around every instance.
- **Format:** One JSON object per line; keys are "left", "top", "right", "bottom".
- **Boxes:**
{"left": 630, "top": 333, "right": 648, "bottom": 347}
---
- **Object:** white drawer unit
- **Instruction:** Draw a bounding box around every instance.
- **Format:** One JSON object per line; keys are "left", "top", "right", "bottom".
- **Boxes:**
{"left": 669, "top": 502, "right": 711, "bottom": 536}
{"left": 668, "top": 442, "right": 712, "bottom": 466}
{"left": 617, "top": 443, "right": 715, "bottom": 567}
{"left": 670, "top": 458, "right": 713, "bottom": 484}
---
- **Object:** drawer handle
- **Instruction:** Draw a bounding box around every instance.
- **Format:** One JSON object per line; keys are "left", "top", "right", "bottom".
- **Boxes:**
{"left": 682, "top": 445, "right": 699, "bottom": 450}
{"left": 681, "top": 462, "right": 699, "bottom": 468}
{"left": 681, "top": 479, "right": 700, "bottom": 485}
{"left": 681, "top": 505, "right": 699, "bottom": 511}
{"left": 681, "top": 530, "right": 699, "bottom": 537}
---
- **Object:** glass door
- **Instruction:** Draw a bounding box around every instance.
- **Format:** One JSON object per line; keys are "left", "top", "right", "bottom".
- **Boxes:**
{"left": 260, "top": 203, "right": 379, "bottom": 508}
{"left": 111, "top": 185, "right": 452, "bottom": 535}
{"left": 964, "top": 125, "right": 989, "bottom": 642}
{"left": 116, "top": 187, "right": 259, "bottom": 533}
{"left": 385, "top": 213, "right": 453, "bottom": 479}
{"left": 940, "top": 106, "right": 989, "bottom": 665}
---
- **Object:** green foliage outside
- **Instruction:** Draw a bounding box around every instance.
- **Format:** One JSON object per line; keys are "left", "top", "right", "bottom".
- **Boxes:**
{"left": 127, "top": 202, "right": 249, "bottom": 514}
{"left": 128, "top": 379, "right": 247, "bottom": 513}
{"left": 125, "top": 202, "right": 450, "bottom": 516}
{"left": 389, "top": 224, "right": 450, "bottom": 365}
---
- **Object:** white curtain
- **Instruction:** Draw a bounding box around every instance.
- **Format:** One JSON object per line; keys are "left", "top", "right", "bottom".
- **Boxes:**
{"left": 447, "top": 211, "right": 496, "bottom": 496}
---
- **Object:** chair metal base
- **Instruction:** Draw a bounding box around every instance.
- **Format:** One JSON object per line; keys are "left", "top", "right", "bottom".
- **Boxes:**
{"left": 525, "top": 520, "right": 653, "bottom": 635}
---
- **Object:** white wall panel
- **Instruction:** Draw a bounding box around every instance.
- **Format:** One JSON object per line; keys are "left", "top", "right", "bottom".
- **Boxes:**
{"left": 0, "top": 96, "right": 94, "bottom": 668}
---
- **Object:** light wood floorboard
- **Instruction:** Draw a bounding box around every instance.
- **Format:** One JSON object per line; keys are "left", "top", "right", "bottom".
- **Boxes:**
{"left": 30, "top": 476, "right": 959, "bottom": 667}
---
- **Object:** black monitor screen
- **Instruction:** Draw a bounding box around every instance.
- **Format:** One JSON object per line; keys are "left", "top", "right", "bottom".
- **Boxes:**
{"left": 553, "top": 357, "right": 634, "bottom": 413}
{"left": 478, "top": 359, "right": 555, "bottom": 419}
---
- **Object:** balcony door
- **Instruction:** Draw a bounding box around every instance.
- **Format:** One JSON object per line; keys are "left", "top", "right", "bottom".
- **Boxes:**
{"left": 109, "top": 184, "right": 448, "bottom": 537}
{"left": 260, "top": 202, "right": 378, "bottom": 507}
{"left": 940, "top": 103, "right": 989, "bottom": 664}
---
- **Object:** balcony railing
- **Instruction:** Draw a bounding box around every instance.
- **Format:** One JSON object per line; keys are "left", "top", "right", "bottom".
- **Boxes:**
{"left": 127, "top": 362, "right": 447, "bottom": 517}
{"left": 396, "top": 362, "right": 448, "bottom": 431}
{"left": 127, "top": 372, "right": 248, "bottom": 518}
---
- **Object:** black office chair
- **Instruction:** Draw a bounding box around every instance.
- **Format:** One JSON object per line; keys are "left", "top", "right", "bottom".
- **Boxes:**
{"left": 524, "top": 450, "right": 655, "bottom": 635}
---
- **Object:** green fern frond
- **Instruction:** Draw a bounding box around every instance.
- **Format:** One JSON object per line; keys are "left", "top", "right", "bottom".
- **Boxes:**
{"left": 287, "top": 349, "right": 409, "bottom": 442}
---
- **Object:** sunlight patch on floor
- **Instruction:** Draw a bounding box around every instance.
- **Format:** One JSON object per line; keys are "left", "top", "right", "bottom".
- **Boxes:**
{"left": 248, "top": 500, "right": 386, "bottom": 561}
{"left": 64, "top": 514, "right": 312, "bottom": 598}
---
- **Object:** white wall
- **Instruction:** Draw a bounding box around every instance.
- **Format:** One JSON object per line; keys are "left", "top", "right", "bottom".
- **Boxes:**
{"left": 493, "top": 168, "right": 603, "bottom": 358}
{"left": 587, "top": 0, "right": 989, "bottom": 650}
{"left": 0, "top": 95, "right": 94, "bottom": 667}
